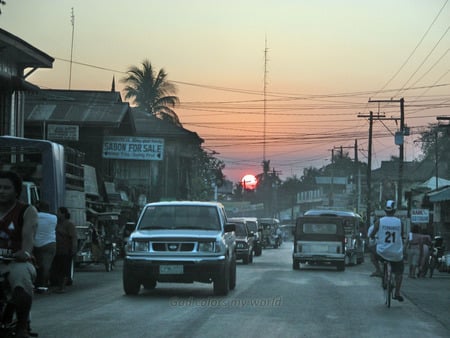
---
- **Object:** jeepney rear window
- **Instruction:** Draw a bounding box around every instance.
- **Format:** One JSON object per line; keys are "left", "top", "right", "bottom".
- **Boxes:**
{"left": 303, "top": 223, "right": 337, "bottom": 235}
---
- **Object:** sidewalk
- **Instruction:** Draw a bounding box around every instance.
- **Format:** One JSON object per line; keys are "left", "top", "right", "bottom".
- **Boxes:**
{"left": 401, "top": 269, "right": 450, "bottom": 330}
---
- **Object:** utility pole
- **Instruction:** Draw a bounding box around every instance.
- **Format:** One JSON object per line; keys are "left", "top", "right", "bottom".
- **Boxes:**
{"left": 437, "top": 116, "right": 450, "bottom": 187}
{"left": 263, "top": 37, "right": 268, "bottom": 162}
{"left": 354, "top": 139, "right": 360, "bottom": 212}
{"left": 358, "top": 111, "right": 385, "bottom": 228}
{"left": 333, "top": 143, "right": 359, "bottom": 211}
{"left": 369, "top": 98, "right": 405, "bottom": 209}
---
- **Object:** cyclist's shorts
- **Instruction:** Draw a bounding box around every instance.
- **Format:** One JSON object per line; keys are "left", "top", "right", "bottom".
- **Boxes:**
{"left": 376, "top": 254, "right": 404, "bottom": 274}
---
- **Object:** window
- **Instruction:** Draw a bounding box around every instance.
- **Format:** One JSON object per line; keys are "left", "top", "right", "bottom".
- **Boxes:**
{"left": 303, "top": 223, "right": 337, "bottom": 234}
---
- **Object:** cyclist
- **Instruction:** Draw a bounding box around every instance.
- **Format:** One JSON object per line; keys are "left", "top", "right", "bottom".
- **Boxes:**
{"left": 370, "top": 200, "right": 404, "bottom": 302}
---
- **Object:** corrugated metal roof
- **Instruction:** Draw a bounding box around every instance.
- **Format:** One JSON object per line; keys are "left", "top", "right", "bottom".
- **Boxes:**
{"left": 428, "top": 186, "right": 450, "bottom": 202}
{"left": 131, "top": 108, "right": 203, "bottom": 142}
{"left": 0, "top": 28, "right": 54, "bottom": 69}
{"left": 24, "top": 89, "right": 129, "bottom": 127}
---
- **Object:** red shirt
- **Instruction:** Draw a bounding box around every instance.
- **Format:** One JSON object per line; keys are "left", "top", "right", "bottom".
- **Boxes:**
{"left": 0, "top": 201, "right": 29, "bottom": 253}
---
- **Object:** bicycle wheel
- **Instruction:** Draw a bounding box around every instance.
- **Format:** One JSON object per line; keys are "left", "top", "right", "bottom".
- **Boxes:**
{"left": 429, "top": 255, "right": 435, "bottom": 278}
{"left": 385, "top": 264, "right": 392, "bottom": 308}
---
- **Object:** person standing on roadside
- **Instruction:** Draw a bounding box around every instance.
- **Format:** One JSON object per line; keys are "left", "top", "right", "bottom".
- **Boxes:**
{"left": 53, "top": 207, "right": 77, "bottom": 293}
{"left": 367, "top": 217, "right": 382, "bottom": 277}
{"left": 33, "top": 200, "right": 57, "bottom": 289}
{"left": 405, "top": 224, "right": 421, "bottom": 278}
{"left": 0, "top": 170, "right": 38, "bottom": 338}
{"left": 418, "top": 230, "right": 432, "bottom": 278}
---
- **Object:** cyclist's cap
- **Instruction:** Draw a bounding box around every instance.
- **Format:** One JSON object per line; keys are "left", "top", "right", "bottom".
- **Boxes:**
{"left": 385, "top": 200, "right": 396, "bottom": 211}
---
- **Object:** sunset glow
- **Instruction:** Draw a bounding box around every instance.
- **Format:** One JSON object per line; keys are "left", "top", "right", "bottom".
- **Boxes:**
{"left": 2, "top": 1, "right": 449, "bottom": 183}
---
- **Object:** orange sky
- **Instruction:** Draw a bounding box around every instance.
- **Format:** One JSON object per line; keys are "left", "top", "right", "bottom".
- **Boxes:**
{"left": 2, "top": 0, "right": 449, "bottom": 183}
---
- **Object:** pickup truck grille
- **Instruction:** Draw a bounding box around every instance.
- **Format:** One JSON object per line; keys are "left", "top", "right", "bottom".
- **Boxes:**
{"left": 152, "top": 242, "right": 195, "bottom": 252}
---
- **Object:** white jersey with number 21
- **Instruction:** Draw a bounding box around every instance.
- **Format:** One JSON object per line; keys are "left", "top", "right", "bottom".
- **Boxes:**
{"left": 376, "top": 216, "right": 403, "bottom": 262}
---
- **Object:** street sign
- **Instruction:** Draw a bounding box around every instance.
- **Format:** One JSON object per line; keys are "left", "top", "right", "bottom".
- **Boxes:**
{"left": 411, "top": 208, "right": 429, "bottom": 223}
{"left": 102, "top": 136, "right": 164, "bottom": 161}
{"left": 47, "top": 124, "right": 79, "bottom": 141}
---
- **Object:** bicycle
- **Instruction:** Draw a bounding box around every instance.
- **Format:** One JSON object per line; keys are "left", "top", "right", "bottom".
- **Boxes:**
{"left": 382, "top": 259, "right": 395, "bottom": 308}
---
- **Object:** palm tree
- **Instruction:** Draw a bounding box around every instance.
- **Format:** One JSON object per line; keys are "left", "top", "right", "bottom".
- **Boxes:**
{"left": 121, "top": 59, "right": 181, "bottom": 125}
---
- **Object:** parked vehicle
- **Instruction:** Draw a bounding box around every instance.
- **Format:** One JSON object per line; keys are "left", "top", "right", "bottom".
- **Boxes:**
{"left": 123, "top": 201, "right": 237, "bottom": 296}
{"left": 292, "top": 214, "right": 346, "bottom": 271}
{"left": 228, "top": 218, "right": 255, "bottom": 264}
{"left": 303, "top": 209, "right": 365, "bottom": 265}
{"left": 76, "top": 211, "right": 121, "bottom": 272}
{"left": 259, "top": 218, "right": 282, "bottom": 249}
{"left": 0, "top": 136, "right": 128, "bottom": 277}
{"left": 427, "top": 236, "right": 447, "bottom": 276}
{"left": 442, "top": 252, "right": 450, "bottom": 273}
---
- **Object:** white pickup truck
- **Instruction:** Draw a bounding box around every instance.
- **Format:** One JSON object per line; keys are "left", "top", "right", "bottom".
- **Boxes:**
{"left": 123, "top": 201, "right": 237, "bottom": 296}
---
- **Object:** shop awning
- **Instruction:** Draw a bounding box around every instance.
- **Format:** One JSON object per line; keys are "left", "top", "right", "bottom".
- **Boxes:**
{"left": 428, "top": 186, "right": 450, "bottom": 202}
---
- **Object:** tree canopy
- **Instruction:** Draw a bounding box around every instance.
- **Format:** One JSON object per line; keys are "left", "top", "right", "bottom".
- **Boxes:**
{"left": 121, "top": 59, "right": 181, "bottom": 126}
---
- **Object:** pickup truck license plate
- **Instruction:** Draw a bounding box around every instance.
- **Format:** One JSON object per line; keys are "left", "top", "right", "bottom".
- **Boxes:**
{"left": 159, "top": 265, "right": 183, "bottom": 274}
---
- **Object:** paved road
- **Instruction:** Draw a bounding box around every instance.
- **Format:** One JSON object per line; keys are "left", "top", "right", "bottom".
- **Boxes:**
{"left": 30, "top": 244, "right": 449, "bottom": 338}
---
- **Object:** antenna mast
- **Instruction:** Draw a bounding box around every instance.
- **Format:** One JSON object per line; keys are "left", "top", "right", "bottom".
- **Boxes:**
{"left": 69, "top": 7, "right": 75, "bottom": 89}
{"left": 263, "top": 37, "right": 268, "bottom": 162}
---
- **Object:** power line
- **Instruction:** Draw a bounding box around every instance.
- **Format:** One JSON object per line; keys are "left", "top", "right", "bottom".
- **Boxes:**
{"left": 376, "top": 0, "right": 449, "bottom": 95}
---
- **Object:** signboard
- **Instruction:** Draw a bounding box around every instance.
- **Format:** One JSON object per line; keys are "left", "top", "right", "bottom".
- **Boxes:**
{"left": 411, "top": 209, "right": 429, "bottom": 223}
{"left": 47, "top": 124, "right": 79, "bottom": 141}
{"left": 102, "top": 136, "right": 164, "bottom": 161}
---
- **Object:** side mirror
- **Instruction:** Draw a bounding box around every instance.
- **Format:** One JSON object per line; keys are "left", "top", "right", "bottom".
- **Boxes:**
{"left": 124, "top": 222, "right": 136, "bottom": 235}
{"left": 225, "top": 223, "right": 236, "bottom": 233}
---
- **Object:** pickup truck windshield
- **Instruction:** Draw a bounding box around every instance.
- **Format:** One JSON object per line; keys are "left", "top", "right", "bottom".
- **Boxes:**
{"left": 138, "top": 205, "right": 221, "bottom": 231}
{"left": 234, "top": 223, "right": 247, "bottom": 236}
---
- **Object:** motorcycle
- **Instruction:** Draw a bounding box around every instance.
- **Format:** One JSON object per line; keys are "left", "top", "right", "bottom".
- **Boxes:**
{"left": 261, "top": 226, "right": 282, "bottom": 249}
{"left": 427, "top": 236, "right": 446, "bottom": 277}
{"left": 102, "top": 234, "right": 118, "bottom": 272}
{"left": 1, "top": 256, "right": 38, "bottom": 337}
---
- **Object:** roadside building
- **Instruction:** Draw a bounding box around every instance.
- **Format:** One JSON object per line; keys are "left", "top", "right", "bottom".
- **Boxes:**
{"left": 23, "top": 90, "right": 204, "bottom": 206}
{"left": 0, "top": 28, "right": 53, "bottom": 136}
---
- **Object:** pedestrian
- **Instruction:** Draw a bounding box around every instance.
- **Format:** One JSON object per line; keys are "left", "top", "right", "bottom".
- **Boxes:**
{"left": 405, "top": 224, "right": 421, "bottom": 278}
{"left": 367, "top": 218, "right": 381, "bottom": 277}
{"left": 33, "top": 200, "right": 57, "bottom": 290}
{"left": 370, "top": 200, "right": 405, "bottom": 302}
{"left": 52, "top": 207, "right": 77, "bottom": 293}
{"left": 0, "top": 170, "right": 38, "bottom": 338}
{"left": 418, "top": 230, "right": 432, "bottom": 278}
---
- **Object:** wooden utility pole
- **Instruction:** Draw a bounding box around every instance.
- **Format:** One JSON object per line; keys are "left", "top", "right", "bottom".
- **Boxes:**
{"left": 358, "top": 111, "right": 385, "bottom": 227}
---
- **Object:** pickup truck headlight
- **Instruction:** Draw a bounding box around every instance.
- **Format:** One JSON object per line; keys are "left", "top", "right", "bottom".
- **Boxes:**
{"left": 132, "top": 240, "right": 150, "bottom": 252}
{"left": 236, "top": 242, "right": 248, "bottom": 249}
{"left": 198, "top": 242, "right": 216, "bottom": 253}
